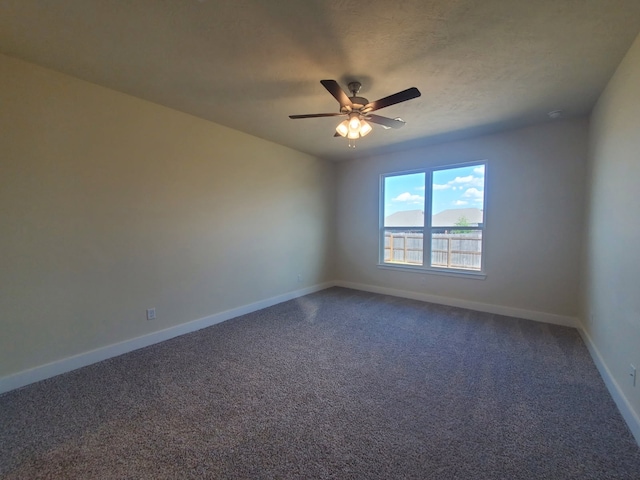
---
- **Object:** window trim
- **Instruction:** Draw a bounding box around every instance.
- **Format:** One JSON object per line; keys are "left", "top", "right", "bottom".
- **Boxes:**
{"left": 378, "top": 160, "right": 488, "bottom": 278}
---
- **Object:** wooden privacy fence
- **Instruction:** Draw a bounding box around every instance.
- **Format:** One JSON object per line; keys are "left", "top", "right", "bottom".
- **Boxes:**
{"left": 384, "top": 232, "right": 482, "bottom": 270}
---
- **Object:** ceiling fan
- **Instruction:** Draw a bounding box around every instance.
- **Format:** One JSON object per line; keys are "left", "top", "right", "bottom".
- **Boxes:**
{"left": 289, "top": 80, "right": 421, "bottom": 148}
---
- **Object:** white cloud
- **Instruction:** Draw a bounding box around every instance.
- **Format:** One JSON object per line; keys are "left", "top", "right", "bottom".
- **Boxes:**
{"left": 473, "top": 198, "right": 483, "bottom": 203}
{"left": 453, "top": 200, "right": 469, "bottom": 206}
{"left": 463, "top": 187, "right": 483, "bottom": 199}
{"left": 392, "top": 192, "right": 425, "bottom": 203}
{"left": 473, "top": 166, "right": 485, "bottom": 175}
{"left": 449, "top": 175, "right": 474, "bottom": 184}
{"left": 433, "top": 184, "right": 450, "bottom": 190}
{"left": 416, "top": 185, "right": 426, "bottom": 191}
{"left": 447, "top": 174, "right": 484, "bottom": 188}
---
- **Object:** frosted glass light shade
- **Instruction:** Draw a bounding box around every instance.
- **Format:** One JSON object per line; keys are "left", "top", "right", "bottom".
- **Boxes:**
{"left": 359, "top": 120, "right": 372, "bottom": 137}
{"left": 336, "top": 120, "right": 349, "bottom": 137}
{"left": 347, "top": 130, "right": 359, "bottom": 139}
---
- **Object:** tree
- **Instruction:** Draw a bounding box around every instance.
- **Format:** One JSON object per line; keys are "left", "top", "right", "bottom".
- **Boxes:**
{"left": 452, "top": 216, "right": 471, "bottom": 234}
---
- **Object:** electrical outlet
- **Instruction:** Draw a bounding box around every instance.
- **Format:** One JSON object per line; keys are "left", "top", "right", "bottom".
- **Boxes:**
{"left": 146, "top": 308, "right": 156, "bottom": 321}
{"left": 630, "top": 364, "right": 637, "bottom": 387}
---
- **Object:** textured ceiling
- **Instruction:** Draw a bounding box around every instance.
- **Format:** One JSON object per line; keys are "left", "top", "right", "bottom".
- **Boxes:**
{"left": 1, "top": 1, "right": 640, "bottom": 161}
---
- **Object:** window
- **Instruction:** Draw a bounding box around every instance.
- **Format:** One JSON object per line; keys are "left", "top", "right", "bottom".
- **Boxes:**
{"left": 380, "top": 162, "right": 486, "bottom": 275}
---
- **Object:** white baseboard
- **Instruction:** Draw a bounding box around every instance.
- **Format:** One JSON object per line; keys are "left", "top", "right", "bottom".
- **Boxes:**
{"left": 6, "top": 279, "right": 636, "bottom": 448}
{"left": 0, "top": 280, "right": 581, "bottom": 396}
{"left": 577, "top": 324, "right": 640, "bottom": 446}
{"left": 334, "top": 280, "right": 577, "bottom": 328}
{"left": 0, "top": 282, "right": 334, "bottom": 395}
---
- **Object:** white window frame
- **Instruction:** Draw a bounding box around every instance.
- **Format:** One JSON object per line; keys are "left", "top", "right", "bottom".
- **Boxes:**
{"left": 378, "top": 161, "right": 488, "bottom": 279}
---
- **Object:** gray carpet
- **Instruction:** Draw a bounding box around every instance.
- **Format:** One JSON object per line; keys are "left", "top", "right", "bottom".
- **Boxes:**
{"left": 2, "top": 287, "right": 640, "bottom": 479}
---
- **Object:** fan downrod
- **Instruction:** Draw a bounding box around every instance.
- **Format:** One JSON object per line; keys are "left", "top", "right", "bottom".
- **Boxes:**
{"left": 347, "top": 81, "right": 362, "bottom": 97}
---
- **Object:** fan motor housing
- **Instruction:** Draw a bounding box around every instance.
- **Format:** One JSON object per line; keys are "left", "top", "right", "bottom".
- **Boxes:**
{"left": 351, "top": 96, "right": 369, "bottom": 108}
{"left": 341, "top": 96, "right": 369, "bottom": 113}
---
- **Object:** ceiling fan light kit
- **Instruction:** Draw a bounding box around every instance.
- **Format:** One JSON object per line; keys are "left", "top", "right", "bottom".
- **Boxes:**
{"left": 289, "top": 80, "right": 421, "bottom": 148}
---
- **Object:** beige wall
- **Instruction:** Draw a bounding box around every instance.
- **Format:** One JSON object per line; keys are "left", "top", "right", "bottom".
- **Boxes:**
{"left": 0, "top": 54, "right": 335, "bottom": 378}
{"left": 583, "top": 33, "right": 640, "bottom": 426}
{"left": 335, "top": 119, "right": 588, "bottom": 317}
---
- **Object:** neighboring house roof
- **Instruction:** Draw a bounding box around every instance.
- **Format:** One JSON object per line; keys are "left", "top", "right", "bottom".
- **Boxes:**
{"left": 384, "top": 210, "right": 424, "bottom": 227}
{"left": 385, "top": 208, "right": 483, "bottom": 227}
{"left": 432, "top": 208, "right": 483, "bottom": 227}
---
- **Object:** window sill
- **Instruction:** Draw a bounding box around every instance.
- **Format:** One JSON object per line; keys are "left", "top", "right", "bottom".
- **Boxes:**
{"left": 377, "top": 263, "right": 487, "bottom": 280}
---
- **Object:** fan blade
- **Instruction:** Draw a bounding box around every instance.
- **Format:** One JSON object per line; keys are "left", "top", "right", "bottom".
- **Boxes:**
{"left": 364, "top": 87, "right": 421, "bottom": 112}
{"left": 289, "top": 113, "right": 345, "bottom": 119}
{"left": 320, "top": 80, "right": 353, "bottom": 109}
{"left": 366, "top": 114, "right": 406, "bottom": 129}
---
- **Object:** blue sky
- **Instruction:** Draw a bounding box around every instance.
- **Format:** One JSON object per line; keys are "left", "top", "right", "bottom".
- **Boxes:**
{"left": 384, "top": 164, "right": 485, "bottom": 216}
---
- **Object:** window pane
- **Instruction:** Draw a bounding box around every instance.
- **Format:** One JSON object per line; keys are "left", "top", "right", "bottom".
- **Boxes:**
{"left": 431, "top": 165, "right": 484, "bottom": 227}
{"left": 383, "top": 172, "right": 425, "bottom": 227}
{"left": 384, "top": 228, "right": 424, "bottom": 265}
{"left": 431, "top": 230, "right": 483, "bottom": 270}
{"left": 431, "top": 164, "right": 485, "bottom": 271}
{"left": 383, "top": 172, "right": 425, "bottom": 265}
